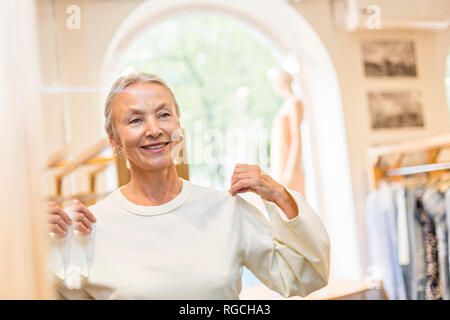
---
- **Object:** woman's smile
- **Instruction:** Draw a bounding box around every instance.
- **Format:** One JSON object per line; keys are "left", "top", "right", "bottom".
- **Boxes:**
{"left": 141, "top": 141, "right": 170, "bottom": 153}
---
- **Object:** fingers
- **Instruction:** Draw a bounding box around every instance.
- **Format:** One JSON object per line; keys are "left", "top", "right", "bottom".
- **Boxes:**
{"left": 71, "top": 200, "right": 97, "bottom": 223}
{"left": 45, "top": 202, "right": 72, "bottom": 237}
{"left": 229, "top": 164, "right": 279, "bottom": 201}
{"left": 229, "top": 177, "right": 254, "bottom": 196}
{"left": 72, "top": 212, "right": 92, "bottom": 232}
{"left": 46, "top": 214, "right": 69, "bottom": 233}
{"left": 233, "top": 187, "right": 252, "bottom": 195}
{"left": 46, "top": 203, "right": 73, "bottom": 225}
{"left": 232, "top": 164, "right": 260, "bottom": 174}
{"left": 48, "top": 223, "right": 67, "bottom": 237}
{"left": 229, "top": 164, "right": 263, "bottom": 196}
{"left": 74, "top": 221, "right": 91, "bottom": 235}
{"left": 45, "top": 200, "right": 96, "bottom": 237}
{"left": 70, "top": 200, "right": 96, "bottom": 234}
{"left": 231, "top": 164, "right": 261, "bottom": 182}
{"left": 231, "top": 172, "right": 253, "bottom": 185}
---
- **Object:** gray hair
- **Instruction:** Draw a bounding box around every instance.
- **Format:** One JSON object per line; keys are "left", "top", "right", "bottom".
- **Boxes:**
{"left": 104, "top": 72, "right": 180, "bottom": 141}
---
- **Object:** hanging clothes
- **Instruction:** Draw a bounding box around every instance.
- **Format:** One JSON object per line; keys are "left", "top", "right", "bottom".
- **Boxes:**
{"left": 423, "top": 188, "right": 449, "bottom": 299}
{"left": 395, "top": 187, "right": 412, "bottom": 299}
{"left": 416, "top": 191, "right": 442, "bottom": 300}
{"left": 404, "top": 187, "right": 427, "bottom": 300}
{"left": 446, "top": 189, "right": 450, "bottom": 290}
{"left": 365, "top": 181, "right": 450, "bottom": 300}
{"left": 366, "top": 183, "right": 407, "bottom": 300}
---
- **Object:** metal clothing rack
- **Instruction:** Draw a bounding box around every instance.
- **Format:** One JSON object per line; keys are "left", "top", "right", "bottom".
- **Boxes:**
{"left": 366, "top": 134, "right": 450, "bottom": 190}
{"left": 386, "top": 162, "right": 450, "bottom": 177}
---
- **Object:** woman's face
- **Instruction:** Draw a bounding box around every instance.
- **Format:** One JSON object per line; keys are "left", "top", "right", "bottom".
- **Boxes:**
{"left": 111, "top": 82, "right": 182, "bottom": 172}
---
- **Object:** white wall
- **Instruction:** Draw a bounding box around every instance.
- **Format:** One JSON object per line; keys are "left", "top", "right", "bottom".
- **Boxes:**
{"left": 37, "top": 0, "right": 450, "bottom": 277}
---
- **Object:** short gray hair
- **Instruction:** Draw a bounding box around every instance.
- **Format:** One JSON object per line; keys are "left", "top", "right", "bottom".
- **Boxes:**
{"left": 104, "top": 72, "right": 180, "bottom": 140}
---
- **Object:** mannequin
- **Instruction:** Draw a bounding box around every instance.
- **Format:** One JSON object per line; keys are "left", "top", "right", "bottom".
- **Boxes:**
{"left": 270, "top": 70, "right": 305, "bottom": 198}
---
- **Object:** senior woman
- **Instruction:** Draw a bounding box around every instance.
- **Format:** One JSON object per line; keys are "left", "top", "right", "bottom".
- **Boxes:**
{"left": 46, "top": 72, "right": 330, "bottom": 300}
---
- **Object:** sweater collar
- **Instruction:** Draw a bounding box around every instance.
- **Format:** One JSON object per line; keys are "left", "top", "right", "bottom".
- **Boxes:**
{"left": 111, "top": 178, "right": 191, "bottom": 216}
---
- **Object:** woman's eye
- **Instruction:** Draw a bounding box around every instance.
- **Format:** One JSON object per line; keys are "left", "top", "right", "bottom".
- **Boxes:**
{"left": 130, "top": 118, "right": 141, "bottom": 124}
{"left": 160, "top": 113, "right": 170, "bottom": 118}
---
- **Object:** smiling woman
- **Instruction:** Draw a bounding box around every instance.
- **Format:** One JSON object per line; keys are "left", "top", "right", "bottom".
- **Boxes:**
{"left": 106, "top": 74, "right": 184, "bottom": 205}
{"left": 45, "top": 72, "right": 331, "bottom": 300}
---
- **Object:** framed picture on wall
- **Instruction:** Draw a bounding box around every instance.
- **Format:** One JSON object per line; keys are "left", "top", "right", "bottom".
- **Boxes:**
{"left": 367, "top": 90, "right": 424, "bottom": 129}
{"left": 361, "top": 40, "right": 417, "bottom": 77}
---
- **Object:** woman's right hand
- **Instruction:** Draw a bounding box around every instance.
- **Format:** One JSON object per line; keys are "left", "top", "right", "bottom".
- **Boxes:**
{"left": 45, "top": 202, "right": 73, "bottom": 237}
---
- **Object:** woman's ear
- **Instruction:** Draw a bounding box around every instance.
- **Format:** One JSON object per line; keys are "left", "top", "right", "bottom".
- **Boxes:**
{"left": 109, "top": 133, "right": 121, "bottom": 152}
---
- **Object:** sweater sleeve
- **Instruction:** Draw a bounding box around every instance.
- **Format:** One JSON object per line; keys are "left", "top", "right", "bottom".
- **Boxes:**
{"left": 239, "top": 188, "right": 330, "bottom": 298}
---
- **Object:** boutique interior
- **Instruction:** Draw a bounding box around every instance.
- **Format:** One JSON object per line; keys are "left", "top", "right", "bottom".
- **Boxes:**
{"left": 1, "top": 0, "right": 450, "bottom": 300}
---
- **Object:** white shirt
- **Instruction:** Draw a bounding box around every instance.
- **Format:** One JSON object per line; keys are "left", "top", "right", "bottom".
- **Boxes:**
{"left": 49, "top": 178, "right": 330, "bottom": 299}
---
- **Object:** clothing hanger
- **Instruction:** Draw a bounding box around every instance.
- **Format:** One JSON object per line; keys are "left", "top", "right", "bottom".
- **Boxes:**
{"left": 436, "top": 171, "right": 450, "bottom": 193}
{"left": 403, "top": 173, "right": 427, "bottom": 190}
{"left": 425, "top": 171, "right": 441, "bottom": 190}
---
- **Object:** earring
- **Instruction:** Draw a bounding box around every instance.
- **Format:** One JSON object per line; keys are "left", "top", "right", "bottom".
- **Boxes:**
{"left": 113, "top": 147, "right": 123, "bottom": 156}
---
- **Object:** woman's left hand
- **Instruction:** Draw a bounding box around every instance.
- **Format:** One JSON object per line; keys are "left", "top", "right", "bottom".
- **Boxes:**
{"left": 228, "top": 164, "right": 283, "bottom": 201}
{"left": 228, "top": 164, "right": 299, "bottom": 219}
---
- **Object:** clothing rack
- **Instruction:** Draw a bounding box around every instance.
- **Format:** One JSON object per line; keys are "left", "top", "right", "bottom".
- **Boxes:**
{"left": 386, "top": 162, "right": 450, "bottom": 177}
{"left": 366, "top": 134, "right": 450, "bottom": 300}
{"left": 366, "top": 134, "right": 450, "bottom": 190}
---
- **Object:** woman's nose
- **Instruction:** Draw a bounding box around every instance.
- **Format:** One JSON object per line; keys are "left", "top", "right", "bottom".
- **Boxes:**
{"left": 144, "top": 117, "right": 162, "bottom": 137}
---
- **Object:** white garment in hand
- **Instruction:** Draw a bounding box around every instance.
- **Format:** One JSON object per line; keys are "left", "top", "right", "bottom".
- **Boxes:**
{"left": 47, "top": 206, "right": 96, "bottom": 290}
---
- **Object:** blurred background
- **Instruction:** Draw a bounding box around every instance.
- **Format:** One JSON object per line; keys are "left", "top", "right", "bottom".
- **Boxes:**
{"left": 1, "top": 0, "right": 449, "bottom": 299}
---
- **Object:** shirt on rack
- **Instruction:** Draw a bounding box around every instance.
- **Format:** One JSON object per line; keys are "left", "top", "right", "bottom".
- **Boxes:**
{"left": 416, "top": 191, "right": 442, "bottom": 300}
{"left": 422, "top": 188, "right": 450, "bottom": 300}
{"left": 395, "top": 187, "right": 411, "bottom": 299}
{"left": 366, "top": 183, "right": 406, "bottom": 300}
{"left": 404, "top": 187, "right": 426, "bottom": 300}
{"left": 423, "top": 188, "right": 449, "bottom": 300}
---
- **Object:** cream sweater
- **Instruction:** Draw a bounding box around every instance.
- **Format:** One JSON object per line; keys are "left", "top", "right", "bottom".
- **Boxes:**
{"left": 49, "top": 179, "right": 330, "bottom": 299}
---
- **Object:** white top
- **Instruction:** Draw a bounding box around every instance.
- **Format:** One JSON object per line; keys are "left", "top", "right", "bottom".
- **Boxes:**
{"left": 49, "top": 179, "right": 330, "bottom": 300}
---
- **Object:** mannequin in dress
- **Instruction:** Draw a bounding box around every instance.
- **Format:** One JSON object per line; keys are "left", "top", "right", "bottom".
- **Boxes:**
{"left": 270, "top": 70, "right": 306, "bottom": 198}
